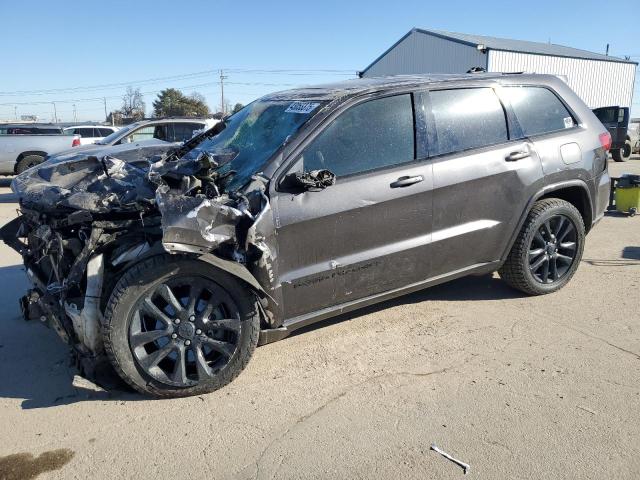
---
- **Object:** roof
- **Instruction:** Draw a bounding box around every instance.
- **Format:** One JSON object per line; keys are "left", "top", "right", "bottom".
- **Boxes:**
{"left": 361, "top": 28, "right": 637, "bottom": 75}
{"left": 264, "top": 73, "right": 549, "bottom": 101}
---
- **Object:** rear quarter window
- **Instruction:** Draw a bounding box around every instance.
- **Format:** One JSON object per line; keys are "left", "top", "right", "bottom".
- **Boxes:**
{"left": 501, "top": 86, "right": 575, "bottom": 137}
{"left": 429, "top": 88, "right": 508, "bottom": 156}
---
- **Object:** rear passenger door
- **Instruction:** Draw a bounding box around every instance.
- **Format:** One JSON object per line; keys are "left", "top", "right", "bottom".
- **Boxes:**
{"left": 427, "top": 87, "right": 544, "bottom": 277}
{"left": 273, "top": 93, "right": 434, "bottom": 319}
{"left": 500, "top": 86, "right": 583, "bottom": 179}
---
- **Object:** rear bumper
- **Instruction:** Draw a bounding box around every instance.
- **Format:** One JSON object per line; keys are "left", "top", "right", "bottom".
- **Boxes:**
{"left": 592, "top": 170, "right": 611, "bottom": 227}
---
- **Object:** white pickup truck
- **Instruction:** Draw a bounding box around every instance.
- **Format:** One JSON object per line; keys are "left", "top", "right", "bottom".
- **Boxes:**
{"left": 0, "top": 129, "right": 81, "bottom": 174}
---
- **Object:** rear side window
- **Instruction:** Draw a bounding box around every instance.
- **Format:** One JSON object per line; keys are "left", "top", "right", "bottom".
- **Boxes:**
{"left": 502, "top": 86, "right": 575, "bottom": 137}
{"left": 77, "top": 128, "right": 95, "bottom": 137}
{"left": 301, "top": 94, "right": 415, "bottom": 177}
{"left": 429, "top": 88, "right": 508, "bottom": 156}
{"left": 98, "top": 128, "right": 114, "bottom": 136}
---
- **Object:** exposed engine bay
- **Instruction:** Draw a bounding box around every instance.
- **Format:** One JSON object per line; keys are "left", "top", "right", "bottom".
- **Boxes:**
{"left": 0, "top": 126, "right": 278, "bottom": 378}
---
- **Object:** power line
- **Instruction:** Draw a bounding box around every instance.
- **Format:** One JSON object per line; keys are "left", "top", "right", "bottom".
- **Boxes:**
{"left": 0, "top": 79, "right": 321, "bottom": 107}
{"left": 0, "top": 68, "right": 355, "bottom": 96}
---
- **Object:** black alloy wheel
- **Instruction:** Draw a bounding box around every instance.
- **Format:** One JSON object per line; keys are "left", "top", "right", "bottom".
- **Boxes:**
{"left": 527, "top": 214, "right": 577, "bottom": 284}
{"left": 129, "top": 276, "right": 242, "bottom": 388}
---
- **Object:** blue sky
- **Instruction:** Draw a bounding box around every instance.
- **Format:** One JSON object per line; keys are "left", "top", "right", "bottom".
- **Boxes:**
{"left": 2, "top": 0, "right": 638, "bottom": 121}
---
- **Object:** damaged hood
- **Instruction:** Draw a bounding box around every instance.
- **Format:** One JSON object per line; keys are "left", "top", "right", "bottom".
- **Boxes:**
{"left": 45, "top": 139, "right": 174, "bottom": 165}
{"left": 12, "top": 154, "right": 158, "bottom": 214}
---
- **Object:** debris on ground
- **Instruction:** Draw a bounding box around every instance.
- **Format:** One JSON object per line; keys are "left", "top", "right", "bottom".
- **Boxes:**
{"left": 431, "top": 444, "right": 470, "bottom": 474}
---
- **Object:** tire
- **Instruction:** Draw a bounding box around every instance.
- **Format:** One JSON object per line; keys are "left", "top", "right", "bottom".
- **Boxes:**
{"left": 103, "top": 255, "right": 260, "bottom": 398}
{"left": 621, "top": 140, "right": 632, "bottom": 160}
{"left": 15, "top": 154, "right": 45, "bottom": 174}
{"left": 499, "top": 199, "right": 585, "bottom": 296}
{"left": 611, "top": 148, "right": 624, "bottom": 162}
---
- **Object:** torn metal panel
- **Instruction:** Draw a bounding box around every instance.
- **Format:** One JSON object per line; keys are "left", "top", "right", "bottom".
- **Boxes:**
{"left": 156, "top": 187, "right": 243, "bottom": 253}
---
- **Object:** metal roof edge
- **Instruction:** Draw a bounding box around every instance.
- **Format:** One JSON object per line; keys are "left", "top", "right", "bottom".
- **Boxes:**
{"left": 412, "top": 28, "right": 480, "bottom": 48}
{"left": 360, "top": 29, "right": 417, "bottom": 77}
{"left": 488, "top": 48, "right": 639, "bottom": 65}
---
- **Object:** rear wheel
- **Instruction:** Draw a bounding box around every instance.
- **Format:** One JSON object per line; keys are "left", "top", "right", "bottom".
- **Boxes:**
{"left": 499, "top": 199, "right": 585, "bottom": 295}
{"left": 15, "top": 154, "right": 45, "bottom": 174}
{"left": 621, "top": 140, "right": 632, "bottom": 160}
{"left": 103, "top": 255, "right": 260, "bottom": 398}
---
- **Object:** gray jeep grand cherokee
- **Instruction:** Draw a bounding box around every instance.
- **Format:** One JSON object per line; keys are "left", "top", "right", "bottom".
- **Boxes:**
{"left": 2, "top": 74, "right": 611, "bottom": 397}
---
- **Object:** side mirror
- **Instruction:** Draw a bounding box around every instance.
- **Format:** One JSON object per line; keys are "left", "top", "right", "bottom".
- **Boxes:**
{"left": 282, "top": 169, "right": 336, "bottom": 192}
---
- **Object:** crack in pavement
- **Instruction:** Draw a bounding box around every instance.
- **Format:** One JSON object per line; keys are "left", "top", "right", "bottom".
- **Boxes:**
{"left": 248, "top": 366, "right": 453, "bottom": 480}
{"left": 552, "top": 321, "right": 640, "bottom": 360}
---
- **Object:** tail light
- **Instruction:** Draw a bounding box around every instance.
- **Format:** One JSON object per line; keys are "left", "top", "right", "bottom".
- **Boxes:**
{"left": 72, "top": 137, "right": 81, "bottom": 147}
{"left": 599, "top": 132, "right": 612, "bottom": 151}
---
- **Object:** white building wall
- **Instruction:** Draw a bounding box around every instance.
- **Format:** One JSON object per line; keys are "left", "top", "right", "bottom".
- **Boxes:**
{"left": 488, "top": 50, "right": 636, "bottom": 109}
{"left": 362, "top": 32, "right": 486, "bottom": 77}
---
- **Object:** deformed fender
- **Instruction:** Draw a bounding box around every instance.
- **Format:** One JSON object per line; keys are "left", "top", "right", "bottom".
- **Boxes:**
{"left": 198, "top": 253, "right": 268, "bottom": 298}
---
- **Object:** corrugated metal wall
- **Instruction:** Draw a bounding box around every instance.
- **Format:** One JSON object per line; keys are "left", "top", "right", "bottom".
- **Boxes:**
{"left": 362, "top": 31, "right": 486, "bottom": 77}
{"left": 488, "top": 50, "right": 636, "bottom": 109}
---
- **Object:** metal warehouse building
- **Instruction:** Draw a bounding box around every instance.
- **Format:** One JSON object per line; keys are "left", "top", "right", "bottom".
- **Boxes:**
{"left": 360, "top": 28, "right": 637, "bottom": 109}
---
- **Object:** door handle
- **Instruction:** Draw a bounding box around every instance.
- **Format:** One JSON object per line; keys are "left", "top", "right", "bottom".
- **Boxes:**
{"left": 505, "top": 150, "right": 531, "bottom": 161}
{"left": 390, "top": 175, "right": 424, "bottom": 188}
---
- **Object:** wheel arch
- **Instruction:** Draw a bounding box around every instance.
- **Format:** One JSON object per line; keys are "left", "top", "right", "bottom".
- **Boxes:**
{"left": 15, "top": 151, "right": 48, "bottom": 173}
{"left": 101, "top": 247, "right": 269, "bottom": 312}
{"left": 16, "top": 150, "right": 48, "bottom": 162}
{"left": 500, "top": 180, "right": 593, "bottom": 263}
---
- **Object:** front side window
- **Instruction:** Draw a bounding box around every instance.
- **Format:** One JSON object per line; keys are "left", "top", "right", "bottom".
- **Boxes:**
{"left": 301, "top": 94, "right": 414, "bottom": 177}
{"left": 171, "top": 123, "right": 202, "bottom": 142}
{"left": 430, "top": 88, "right": 508, "bottom": 156}
{"left": 98, "top": 128, "right": 114, "bottom": 136}
{"left": 501, "top": 86, "right": 575, "bottom": 137}
{"left": 125, "top": 126, "right": 155, "bottom": 143}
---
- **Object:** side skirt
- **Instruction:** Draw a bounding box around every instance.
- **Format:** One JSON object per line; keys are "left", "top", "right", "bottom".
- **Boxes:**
{"left": 258, "top": 261, "right": 501, "bottom": 345}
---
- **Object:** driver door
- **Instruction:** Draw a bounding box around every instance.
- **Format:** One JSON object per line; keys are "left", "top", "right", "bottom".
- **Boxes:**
{"left": 271, "top": 93, "right": 434, "bottom": 320}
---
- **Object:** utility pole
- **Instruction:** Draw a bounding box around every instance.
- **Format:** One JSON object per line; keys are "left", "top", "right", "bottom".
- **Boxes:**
{"left": 14, "top": 106, "right": 17, "bottom": 120}
{"left": 73, "top": 104, "right": 77, "bottom": 123}
{"left": 103, "top": 97, "right": 109, "bottom": 123}
{"left": 219, "top": 69, "right": 228, "bottom": 116}
{"left": 52, "top": 102, "right": 58, "bottom": 123}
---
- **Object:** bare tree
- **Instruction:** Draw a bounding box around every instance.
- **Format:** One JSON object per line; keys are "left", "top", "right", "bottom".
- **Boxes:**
{"left": 121, "top": 86, "right": 146, "bottom": 120}
{"left": 189, "top": 91, "right": 207, "bottom": 104}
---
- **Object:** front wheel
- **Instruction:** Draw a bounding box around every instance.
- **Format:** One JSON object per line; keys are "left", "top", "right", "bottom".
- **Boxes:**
{"left": 499, "top": 199, "right": 585, "bottom": 295}
{"left": 103, "top": 255, "right": 260, "bottom": 398}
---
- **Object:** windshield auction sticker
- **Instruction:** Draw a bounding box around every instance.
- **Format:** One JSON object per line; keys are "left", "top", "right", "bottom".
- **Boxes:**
{"left": 285, "top": 102, "right": 320, "bottom": 114}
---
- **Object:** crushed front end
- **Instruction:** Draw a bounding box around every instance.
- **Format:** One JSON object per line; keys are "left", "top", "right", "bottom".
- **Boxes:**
{"left": 1, "top": 145, "right": 275, "bottom": 378}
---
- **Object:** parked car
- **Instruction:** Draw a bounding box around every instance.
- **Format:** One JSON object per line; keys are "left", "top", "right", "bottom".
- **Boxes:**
{"left": 628, "top": 118, "right": 640, "bottom": 155}
{"left": 63, "top": 125, "right": 119, "bottom": 145}
{"left": 592, "top": 106, "right": 631, "bottom": 161}
{"left": 0, "top": 130, "right": 80, "bottom": 174}
{"left": 0, "top": 124, "right": 66, "bottom": 135}
{"left": 48, "top": 118, "right": 217, "bottom": 163}
{"left": 2, "top": 74, "right": 610, "bottom": 398}
{"left": 95, "top": 118, "right": 216, "bottom": 146}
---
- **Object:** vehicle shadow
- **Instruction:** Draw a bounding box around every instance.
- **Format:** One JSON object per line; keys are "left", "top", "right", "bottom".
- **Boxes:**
{"left": 291, "top": 274, "right": 526, "bottom": 338}
{"left": 0, "top": 264, "right": 137, "bottom": 409}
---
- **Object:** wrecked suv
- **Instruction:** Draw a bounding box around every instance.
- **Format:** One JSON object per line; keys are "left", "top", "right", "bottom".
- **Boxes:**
{"left": 2, "top": 74, "right": 611, "bottom": 398}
